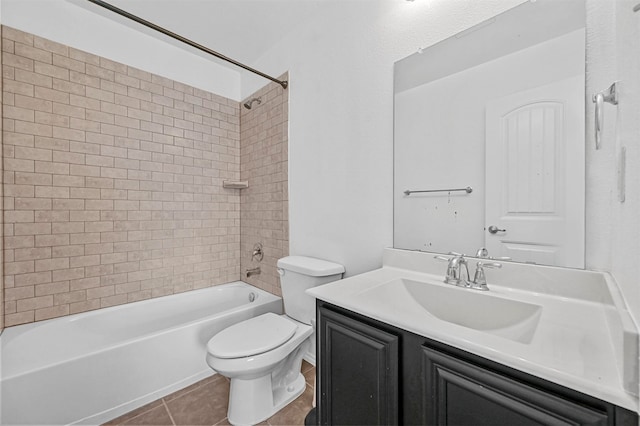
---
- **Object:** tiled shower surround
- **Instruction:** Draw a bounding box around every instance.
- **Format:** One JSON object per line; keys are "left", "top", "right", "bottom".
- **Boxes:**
{"left": 1, "top": 26, "right": 289, "bottom": 327}
{"left": 240, "top": 75, "right": 289, "bottom": 296}
{"left": 0, "top": 30, "right": 4, "bottom": 330}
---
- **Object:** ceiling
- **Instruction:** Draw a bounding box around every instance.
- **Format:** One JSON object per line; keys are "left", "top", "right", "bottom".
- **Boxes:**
{"left": 87, "top": 0, "right": 335, "bottom": 68}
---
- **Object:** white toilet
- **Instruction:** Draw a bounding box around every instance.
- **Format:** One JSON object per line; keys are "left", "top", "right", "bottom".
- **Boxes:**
{"left": 206, "top": 256, "right": 344, "bottom": 425}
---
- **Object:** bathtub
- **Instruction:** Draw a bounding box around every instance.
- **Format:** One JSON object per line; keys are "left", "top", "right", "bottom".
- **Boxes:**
{"left": 0, "top": 282, "right": 282, "bottom": 425}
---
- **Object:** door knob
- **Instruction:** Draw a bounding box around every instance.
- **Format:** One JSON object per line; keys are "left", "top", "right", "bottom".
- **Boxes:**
{"left": 487, "top": 225, "right": 506, "bottom": 234}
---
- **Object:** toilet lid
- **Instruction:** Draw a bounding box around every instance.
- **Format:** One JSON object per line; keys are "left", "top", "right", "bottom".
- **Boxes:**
{"left": 207, "top": 313, "right": 297, "bottom": 359}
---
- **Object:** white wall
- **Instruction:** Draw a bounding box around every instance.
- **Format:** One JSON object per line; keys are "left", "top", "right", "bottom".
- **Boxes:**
{"left": 0, "top": 0, "right": 241, "bottom": 100}
{"left": 241, "top": 0, "right": 524, "bottom": 276}
{"left": 585, "top": 0, "right": 640, "bottom": 323}
{"left": 610, "top": 1, "right": 640, "bottom": 324}
{"left": 394, "top": 30, "right": 584, "bottom": 256}
{"left": 585, "top": 1, "right": 640, "bottom": 400}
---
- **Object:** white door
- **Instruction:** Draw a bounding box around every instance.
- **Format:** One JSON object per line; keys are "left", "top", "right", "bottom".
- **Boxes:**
{"left": 485, "top": 75, "right": 584, "bottom": 268}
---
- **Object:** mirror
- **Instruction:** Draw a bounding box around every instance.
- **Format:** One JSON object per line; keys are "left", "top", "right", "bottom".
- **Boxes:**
{"left": 393, "top": 0, "right": 586, "bottom": 268}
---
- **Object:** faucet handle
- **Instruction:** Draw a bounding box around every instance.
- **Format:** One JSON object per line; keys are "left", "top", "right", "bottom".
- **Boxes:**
{"left": 470, "top": 261, "right": 502, "bottom": 291}
{"left": 479, "top": 261, "right": 502, "bottom": 269}
{"left": 434, "top": 255, "right": 452, "bottom": 262}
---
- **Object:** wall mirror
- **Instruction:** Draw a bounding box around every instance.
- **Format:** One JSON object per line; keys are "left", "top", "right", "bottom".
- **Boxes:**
{"left": 393, "top": 0, "right": 586, "bottom": 268}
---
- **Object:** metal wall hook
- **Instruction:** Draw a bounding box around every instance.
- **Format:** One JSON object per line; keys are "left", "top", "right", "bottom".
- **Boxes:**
{"left": 592, "top": 82, "right": 619, "bottom": 150}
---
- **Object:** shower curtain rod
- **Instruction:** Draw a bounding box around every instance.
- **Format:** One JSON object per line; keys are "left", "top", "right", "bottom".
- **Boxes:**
{"left": 86, "top": 0, "right": 288, "bottom": 89}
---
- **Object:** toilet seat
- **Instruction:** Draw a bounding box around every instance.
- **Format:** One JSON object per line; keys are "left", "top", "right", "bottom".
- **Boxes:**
{"left": 207, "top": 313, "right": 297, "bottom": 359}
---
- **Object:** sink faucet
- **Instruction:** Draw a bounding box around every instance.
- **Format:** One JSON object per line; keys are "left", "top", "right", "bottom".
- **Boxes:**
{"left": 435, "top": 253, "right": 502, "bottom": 291}
{"left": 435, "top": 253, "right": 471, "bottom": 287}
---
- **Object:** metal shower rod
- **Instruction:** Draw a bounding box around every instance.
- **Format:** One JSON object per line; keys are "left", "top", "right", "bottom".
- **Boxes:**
{"left": 86, "top": 0, "right": 288, "bottom": 89}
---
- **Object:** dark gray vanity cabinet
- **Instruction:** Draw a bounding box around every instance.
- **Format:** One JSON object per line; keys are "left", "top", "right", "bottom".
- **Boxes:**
{"left": 422, "top": 345, "right": 609, "bottom": 425}
{"left": 316, "top": 301, "right": 637, "bottom": 426}
{"left": 317, "top": 306, "right": 400, "bottom": 425}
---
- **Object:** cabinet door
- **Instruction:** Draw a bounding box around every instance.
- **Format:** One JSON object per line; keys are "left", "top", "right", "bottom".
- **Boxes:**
{"left": 421, "top": 345, "right": 609, "bottom": 426}
{"left": 318, "top": 307, "right": 399, "bottom": 425}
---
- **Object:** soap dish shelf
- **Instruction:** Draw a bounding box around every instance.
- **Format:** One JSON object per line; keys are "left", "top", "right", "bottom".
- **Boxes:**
{"left": 223, "top": 180, "right": 249, "bottom": 189}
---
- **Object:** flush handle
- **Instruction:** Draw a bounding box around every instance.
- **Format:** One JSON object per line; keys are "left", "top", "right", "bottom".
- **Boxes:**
{"left": 487, "top": 225, "right": 506, "bottom": 234}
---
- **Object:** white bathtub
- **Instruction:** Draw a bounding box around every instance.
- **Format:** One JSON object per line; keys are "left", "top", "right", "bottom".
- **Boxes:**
{"left": 0, "top": 282, "right": 282, "bottom": 425}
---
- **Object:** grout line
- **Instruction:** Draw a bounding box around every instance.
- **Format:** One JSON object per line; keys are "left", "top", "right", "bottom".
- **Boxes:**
{"left": 162, "top": 399, "right": 177, "bottom": 426}
{"left": 163, "top": 377, "right": 211, "bottom": 403}
{"left": 108, "top": 402, "right": 158, "bottom": 425}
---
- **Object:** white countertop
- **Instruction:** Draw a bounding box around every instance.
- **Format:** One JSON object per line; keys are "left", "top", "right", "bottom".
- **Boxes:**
{"left": 307, "top": 248, "right": 639, "bottom": 412}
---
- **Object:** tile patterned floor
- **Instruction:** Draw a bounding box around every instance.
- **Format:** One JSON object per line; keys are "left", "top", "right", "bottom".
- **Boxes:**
{"left": 104, "top": 361, "right": 316, "bottom": 426}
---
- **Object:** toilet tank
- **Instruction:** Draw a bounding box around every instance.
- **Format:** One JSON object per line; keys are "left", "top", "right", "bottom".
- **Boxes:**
{"left": 277, "top": 256, "right": 344, "bottom": 325}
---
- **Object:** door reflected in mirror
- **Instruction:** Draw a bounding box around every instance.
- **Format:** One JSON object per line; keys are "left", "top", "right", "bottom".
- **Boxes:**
{"left": 393, "top": 0, "right": 586, "bottom": 268}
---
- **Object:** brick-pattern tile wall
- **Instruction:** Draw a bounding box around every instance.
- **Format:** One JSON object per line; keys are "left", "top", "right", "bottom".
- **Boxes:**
{"left": 2, "top": 26, "right": 241, "bottom": 327}
{"left": 0, "top": 30, "right": 4, "bottom": 331}
{"left": 240, "top": 75, "right": 289, "bottom": 296}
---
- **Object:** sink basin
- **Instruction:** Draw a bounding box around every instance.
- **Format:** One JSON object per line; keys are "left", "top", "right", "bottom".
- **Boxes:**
{"left": 358, "top": 278, "right": 542, "bottom": 343}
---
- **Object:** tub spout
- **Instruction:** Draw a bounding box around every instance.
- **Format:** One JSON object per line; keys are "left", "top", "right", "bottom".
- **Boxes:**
{"left": 246, "top": 267, "right": 261, "bottom": 278}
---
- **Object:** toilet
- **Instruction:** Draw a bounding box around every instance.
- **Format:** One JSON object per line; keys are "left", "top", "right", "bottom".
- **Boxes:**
{"left": 206, "top": 256, "right": 344, "bottom": 425}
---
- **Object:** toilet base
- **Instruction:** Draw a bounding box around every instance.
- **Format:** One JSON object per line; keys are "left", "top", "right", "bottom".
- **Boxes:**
{"left": 207, "top": 317, "right": 313, "bottom": 426}
{"left": 227, "top": 372, "right": 306, "bottom": 426}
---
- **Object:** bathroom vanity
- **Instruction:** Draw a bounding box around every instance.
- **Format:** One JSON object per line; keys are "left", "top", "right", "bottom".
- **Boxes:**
{"left": 308, "top": 249, "right": 639, "bottom": 425}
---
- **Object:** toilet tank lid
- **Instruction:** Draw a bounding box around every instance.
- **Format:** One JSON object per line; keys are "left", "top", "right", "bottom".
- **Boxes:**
{"left": 277, "top": 256, "right": 344, "bottom": 277}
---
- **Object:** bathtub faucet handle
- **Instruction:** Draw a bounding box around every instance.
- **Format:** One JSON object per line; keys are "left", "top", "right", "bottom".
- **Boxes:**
{"left": 252, "top": 243, "right": 264, "bottom": 262}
